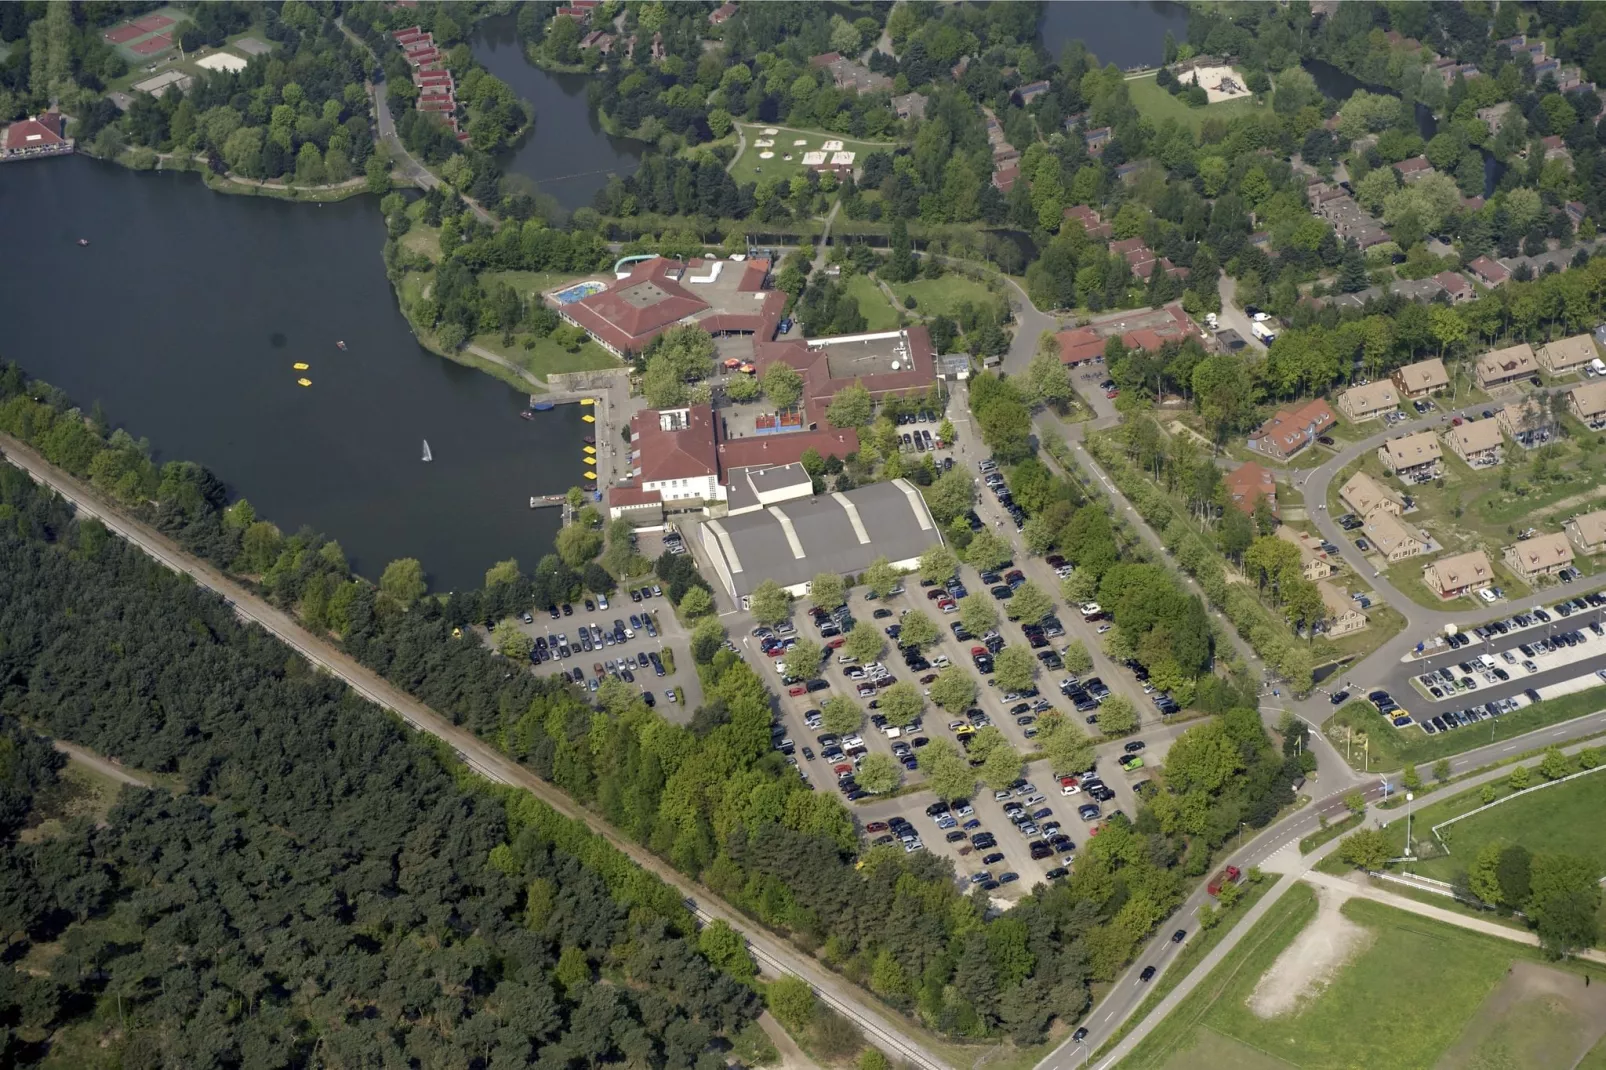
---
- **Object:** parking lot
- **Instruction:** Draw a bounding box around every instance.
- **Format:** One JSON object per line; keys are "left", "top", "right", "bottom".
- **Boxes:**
{"left": 494, "top": 582, "right": 704, "bottom": 721}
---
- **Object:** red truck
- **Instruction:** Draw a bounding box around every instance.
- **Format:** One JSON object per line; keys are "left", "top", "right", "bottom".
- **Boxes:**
{"left": 1207, "top": 866, "right": 1241, "bottom": 897}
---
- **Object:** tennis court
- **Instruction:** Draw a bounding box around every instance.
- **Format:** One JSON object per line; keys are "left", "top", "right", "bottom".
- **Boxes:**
{"left": 103, "top": 25, "right": 143, "bottom": 44}
{"left": 132, "top": 14, "right": 175, "bottom": 33}
{"left": 131, "top": 34, "right": 174, "bottom": 56}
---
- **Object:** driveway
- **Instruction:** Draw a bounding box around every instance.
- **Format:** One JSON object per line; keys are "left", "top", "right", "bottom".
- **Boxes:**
{"left": 1216, "top": 274, "right": 1267, "bottom": 353}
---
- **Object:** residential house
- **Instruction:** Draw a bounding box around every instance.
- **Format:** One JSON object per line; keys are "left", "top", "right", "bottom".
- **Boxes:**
{"left": 1277, "top": 526, "right": 1336, "bottom": 581}
{"left": 708, "top": 3, "right": 737, "bottom": 25}
{"left": 1362, "top": 510, "right": 1428, "bottom": 562}
{"left": 1340, "top": 471, "right": 1403, "bottom": 518}
{"left": 1423, "top": 550, "right": 1495, "bottom": 598}
{"left": 1541, "top": 135, "right": 1571, "bottom": 163}
{"left": 1497, "top": 398, "right": 1556, "bottom": 446}
{"left": 1443, "top": 419, "right": 1503, "bottom": 467}
{"left": 1083, "top": 126, "right": 1112, "bottom": 155}
{"left": 1247, "top": 398, "right": 1338, "bottom": 460}
{"left": 1110, "top": 237, "right": 1186, "bottom": 281}
{"left": 1536, "top": 333, "right": 1599, "bottom": 376}
{"left": 1474, "top": 342, "right": 1538, "bottom": 389}
{"left": 1503, "top": 532, "right": 1574, "bottom": 583}
{"left": 1392, "top": 357, "right": 1450, "bottom": 399}
{"left": 1468, "top": 255, "right": 1511, "bottom": 287}
{"left": 1377, "top": 430, "right": 1442, "bottom": 481}
{"left": 1319, "top": 581, "right": 1369, "bottom": 637}
{"left": 1435, "top": 271, "right": 1474, "bottom": 303}
{"left": 1395, "top": 155, "right": 1434, "bottom": 182}
{"left": 1569, "top": 381, "right": 1606, "bottom": 428}
{"left": 1567, "top": 201, "right": 1588, "bottom": 229}
{"left": 1338, "top": 380, "right": 1400, "bottom": 421}
{"left": 1017, "top": 80, "right": 1051, "bottom": 104}
{"left": 1062, "top": 204, "right": 1113, "bottom": 241}
{"left": 1312, "top": 191, "right": 1392, "bottom": 249}
{"left": 892, "top": 92, "right": 927, "bottom": 121}
{"left": 1564, "top": 509, "right": 1606, "bottom": 556}
{"left": 809, "top": 52, "right": 893, "bottom": 93}
{"left": 1223, "top": 462, "right": 1277, "bottom": 516}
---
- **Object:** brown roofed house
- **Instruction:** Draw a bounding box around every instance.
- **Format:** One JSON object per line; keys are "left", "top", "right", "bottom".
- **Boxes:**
{"left": 1362, "top": 511, "right": 1427, "bottom": 562}
{"left": 1474, "top": 342, "right": 1538, "bottom": 389}
{"left": 1392, "top": 357, "right": 1449, "bottom": 399}
{"left": 1536, "top": 333, "right": 1599, "bottom": 376}
{"left": 1248, "top": 398, "right": 1336, "bottom": 460}
{"left": 1443, "top": 419, "right": 1503, "bottom": 467}
{"left": 1423, "top": 549, "right": 1494, "bottom": 598}
{"left": 1340, "top": 471, "right": 1403, "bottom": 518}
{"left": 1569, "top": 381, "right": 1606, "bottom": 428}
{"left": 1339, "top": 380, "right": 1400, "bottom": 421}
{"left": 1565, "top": 509, "right": 1606, "bottom": 556}
{"left": 1503, "top": 532, "right": 1574, "bottom": 582}
{"left": 1468, "top": 256, "right": 1511, "bottom": 287}
{"left": 1377, "top": 430, "right": 1442, "bottom": 480}
{"left": 1223, "top": 462, "right": 1277, "bottom": 516}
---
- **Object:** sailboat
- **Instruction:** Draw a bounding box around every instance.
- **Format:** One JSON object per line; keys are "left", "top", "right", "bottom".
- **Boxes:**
{"left": 422, "top": 439, "right": 433, "bottom": 463}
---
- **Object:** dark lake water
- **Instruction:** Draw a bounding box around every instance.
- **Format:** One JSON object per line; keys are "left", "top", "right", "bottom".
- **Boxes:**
{"left": 0, "top": 155, "right": 581, "bottom": 591}
{"left": 470, "top": 15, "right": 648, "bottom": 212}
{"left": 1040, "top": 1, "right": 1192, "bottom": 68}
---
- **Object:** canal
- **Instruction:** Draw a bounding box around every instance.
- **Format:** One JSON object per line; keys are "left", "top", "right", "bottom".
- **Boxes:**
{"left": 0, "top": 155, "right": 582, "bottom": 592}
{"left": 1040, "top": 1, "right": 1192, "bottom": 68}
{"left": 470, "top": 14, "right": 648, "bottom": 212}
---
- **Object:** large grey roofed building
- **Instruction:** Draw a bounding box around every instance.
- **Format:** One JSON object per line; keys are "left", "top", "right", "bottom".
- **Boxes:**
{"left": 700, "top": 479, "right": 942, "bottom": 599}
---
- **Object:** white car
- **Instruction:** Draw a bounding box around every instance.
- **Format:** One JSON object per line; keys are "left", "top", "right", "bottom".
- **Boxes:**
{"left": 1477, "top": 588, "right": 1498, "bottom": 604}
{"left": 842, "top": 734, "right": 864, "bottom": 748}
{"left": 933, "top": 655, "right": 951, "bottom": 668}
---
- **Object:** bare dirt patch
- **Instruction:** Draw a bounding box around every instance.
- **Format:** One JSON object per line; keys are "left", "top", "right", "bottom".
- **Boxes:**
{"left": 1246, "top": 883, "right": 1375, "bottom": 1019}
{"left": 1432, "top": 960, "right": 1606, "bottom": 1070}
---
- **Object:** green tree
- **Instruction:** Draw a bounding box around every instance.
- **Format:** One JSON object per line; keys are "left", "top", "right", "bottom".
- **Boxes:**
{"left": 1023, "top": 347, "right": 1074, "bottom": 408}
{"left": 1344, "top": 792, "right": 1366, "bottom": 815}
{"left": 1042, "top": 717, "right": 1094, "bottom": 774}
{"left": 1062, "top": 640, "right": 1093, "bottom": 675}
{"left": 485, "top": 558, "right": 522, "bottom": 588}
{"left": 1336, "top": 828, "right": 1392, "bottom": 870}
{"left": 826, "top": 382, "right": 874, "bottom": 427}
{"left": 1538, "top": 747, "right": 1571, "bottom": 780}
{"left": 810, "top": 572, "right": 847, "bottom": 611}
{"left": 555, "top": 523, "right": 604, "bottom": 567}
{"left": 762, "top": 361, "right": 805, "bottom": 409}
{"left": 698, "top": 919, "right": 755, "bottom": 980}
{"left": 379, "top": 557, "right": 427, "bottom": 607}
{"left": 859, "top": 1049, "right": 892, "bottom": 1070}
{"left": 1468, "top": 842, "right": 1505, "bottom": 904}
{"left": 821, "top": 696, "right": 863, "bottom": 735}
{"left": 679, "top": 586, "right": 714, "bottom": 618}
{"left": 1402, "top": 764, "right": 1421, "bottom": 791}
{"left": 1509, "top": 764, "right": 1531, "bottom": 791}
{"left": 1528, "top": 852, "right": 1602, "bottom": 958}
{"left": 782, "top": 639, "right": 824, "bottom": 681}
{"left": 862, "top": 556, "right": 901, "bottom": 598}
{"left": 767, "top": 976, "right": 817, "bottom": 1034}
{"left": 928, "top": 666, "right": 978, "bottom": 711}
{"left": 926, "top": 468, "right": 977, "bottom": 525}
{"left": 878, "top": 681, "right": 925, "bottom": 726}
{"left": 992, "top": 646, "right": 1037, "bottom": 693}
{"left": 842, "top": 623, "right": 885, "bottom": 664}
{"left": 1432, "top": 758, "right": 1452, "bottom": 783}
{"left": 749, "top": 579, "right": 792, "bottom": 625}
{"left": 965, "top": 528, "right": 1013, "bottom": 571}
{"left": 1005, "top": 581, "right": 1054, "bottom": 624}
{"left": 959, "top": 594, "right": 999, "bottom": 637}
{"left": 857, "top": 753, "right": 903, "bottom": 794}
{"left": 492, "top": 619, "right": 534, "bottom": 659}
{"left": 919, "top": 739, "right": 976, "bottom": 801}
{"left": 898, "top": 610, "right": 940, "bottom": 649}
{"left": 919, "top": 545, "right": 960, "bottom": 584}
{"left": 981, "top": 743, "right": 1024, "bottom": 790}
{"left": 1095, "top": 694, "right": 1137, "bottom": 736}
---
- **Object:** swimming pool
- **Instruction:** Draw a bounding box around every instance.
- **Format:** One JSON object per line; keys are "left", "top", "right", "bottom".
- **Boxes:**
{"left": 554, "top": 280, "right": 606, "bottom": 304}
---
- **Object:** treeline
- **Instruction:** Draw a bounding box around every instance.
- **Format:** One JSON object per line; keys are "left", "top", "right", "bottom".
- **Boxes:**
{"left": 0, "top": 467, "right": 757, "bottom": 1067}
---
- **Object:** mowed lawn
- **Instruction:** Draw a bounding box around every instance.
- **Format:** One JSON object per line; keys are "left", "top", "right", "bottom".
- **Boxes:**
{"left": 1126, "top": 73, "right": 1268, "bottom": 133}
{"left": 731, "top": 124, "right": 894, "bottom": 186}
{"left": 1419, "top": 767, "right": 1606, "bottom": 876}
{"left": 1124, "top": 883, "right": 1593, "bottom": 1070}
{"left": 843, "top": 272, "right": 902, "bottom": 332}
{"left": 887, "top": 274, "right": 998, "bottom": 316}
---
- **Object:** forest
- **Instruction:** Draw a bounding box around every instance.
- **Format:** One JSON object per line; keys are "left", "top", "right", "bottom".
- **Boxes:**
{"left": 0, "top": 465, "right": 758, "bottom": 1067}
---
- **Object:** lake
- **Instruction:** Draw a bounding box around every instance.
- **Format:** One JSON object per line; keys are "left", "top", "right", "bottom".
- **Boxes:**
{"left": 1040, "top": 1, "right": 1192, "bottom": 68}
{"left": 470, "top": 15, "right": 648, "bottom": 212}
{"left": 0, "top": 155, "right": 582, "bottom": 591}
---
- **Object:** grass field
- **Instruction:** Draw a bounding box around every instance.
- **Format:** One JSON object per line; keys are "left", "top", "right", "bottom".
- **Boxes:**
{"left": 1421, "top": 766, "right": 1606, "bottom": 873}
{"left": 843, "top": 272, "right": 902, "bottom": 332}
{"left": 1126, "top": 72, "right": 1269, "bottom": 134}
{"left": 1324, "top": 683, "right": 1606, "bottom": 771}
{"left": 731, "top": 123, "right": 894, "bottom": 186}
{"left": 887, "top": 273, "right": 998, "bottom": 315}
{"left": 1122, "top": 883, "right": 1604, "bottom": 1070}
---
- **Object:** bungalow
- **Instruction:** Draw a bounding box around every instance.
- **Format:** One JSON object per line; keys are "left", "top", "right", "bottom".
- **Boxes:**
{"left": 1340, "top": 471, "right": 1403, "bottom": 518}
{"left": 1435, "top": 271, "right": 1474, "bottom": 303}
{"left": 1338, "top": 380, "right": 1400, "bottom": 421}
{"left": 1443, "top": 419, "right": 1503, "bottom": 467}
{"left": 1017, "top": 80, "right": 1052, "bottom": 104}
{"left": 1468, "top": 255, "right": 1511, "bottom": 288}
{"left": 1392, "top": 357, "right": 1450, "bottom": 399}
{"left": 1423, "top": 549, "right": 1495, "bottom": 599}
{"left": 1062, "top": 204, "right": 1113, "bottom": 241}
{"left": 1569, "top": 381, "right": 1606, "bottom": 428}
{"left": 709, "top": 3, "right": 737, "bottom": 25}
{"left": 1362, "top": 511, "right": 1428, "bottom": 562}
{"left": 1498, "top": 398, "right": 1556, "bottom": 446}
{"left": 1541, "top": 135, "right": 1571, "bottom": 162}
{"left": 1503, "top": 532, "right": 1574, "bottom": 583}
{"left": 1395, "top": 155, "right": 1434, "bottom": 182}
{"left": 1277, "top": 526, "right": 1337, "bottom": 581}
{"left": 1564, "top": 509, "right": 1606, "bottom": 556}
{"left": 1248, "top": 398, "right": 1337, "bottom": 460}
{"left": 1083, "top": 126, "right": 1112, "bottom": 155}
{"left": 1536, "top": 333, "right": 1599, "bottom": 376}
{"left": 1377, "top": 430, "right": 1442, "bottom": 481}
{"left": 1474, "top": 342, "right": 1537, "bottom": 390}
{"left": 1319, "top": 581, "right": 1369, "bottom": 637}
{"left": 1223, "top": 462, "right": 1277, "bottom": 516}
{"left": 892, "top": 92, "right": 928, "bottom": 121}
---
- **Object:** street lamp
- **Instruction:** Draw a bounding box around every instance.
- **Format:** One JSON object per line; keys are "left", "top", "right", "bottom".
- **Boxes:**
{"left": 1405, "top": 792, "right": 1414, "bottom": 860}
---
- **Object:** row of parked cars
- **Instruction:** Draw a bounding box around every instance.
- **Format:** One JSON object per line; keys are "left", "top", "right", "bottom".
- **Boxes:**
{"left": 1421, "top": 694, "right": 1531, "bottom": 734}
{"left": 981, "top": 458, "right": 1026, "bottom": 530}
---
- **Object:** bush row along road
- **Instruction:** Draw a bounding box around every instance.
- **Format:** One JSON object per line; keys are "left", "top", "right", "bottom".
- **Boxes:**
{"left": 0, "top": 433, "right": 950, "bottom": 1070}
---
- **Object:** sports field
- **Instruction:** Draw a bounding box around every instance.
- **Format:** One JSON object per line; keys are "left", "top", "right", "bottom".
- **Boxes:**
{"left": 1120, "top": 882, "right": 1606, "bottom": 1070}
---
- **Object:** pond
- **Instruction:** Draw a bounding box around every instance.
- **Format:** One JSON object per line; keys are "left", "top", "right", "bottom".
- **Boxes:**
{"left": 1039, "top": 2, "right": 1192, "bottom": 68}
{"left": 0, "top": 155, "right": 582, "bottom": 591}
{"left": 470, "top": 14, "right": 649, "bottom": 212}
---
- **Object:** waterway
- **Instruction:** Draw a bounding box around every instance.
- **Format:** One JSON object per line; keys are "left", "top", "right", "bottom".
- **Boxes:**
{"left": 470, "top": 15, "right": 648, "bottom": 212}
{"left": 0, "top": 155, "right": 581, "bottom": 591}
{"left": 1039, "top": 1, "right": 1192, "bottom": 68}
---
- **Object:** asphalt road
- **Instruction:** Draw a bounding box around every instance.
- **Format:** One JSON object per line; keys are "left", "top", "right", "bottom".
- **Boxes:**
{"left": 0, "top": 433, "right": 953, "bottom": 1070}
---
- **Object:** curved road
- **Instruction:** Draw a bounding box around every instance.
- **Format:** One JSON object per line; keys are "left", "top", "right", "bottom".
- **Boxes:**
{"left": 0, "top": 434, "right": 949, "bottom": 1070}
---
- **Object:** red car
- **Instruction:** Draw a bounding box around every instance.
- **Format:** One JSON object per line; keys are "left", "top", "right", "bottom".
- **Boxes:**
{"left": 827, "top": 636, "right": 846, "bottom": 649}
{"left": 865, "top": 821, "right": 889, "bottom": 833}
{"left": 1105, "top": 389, "right": 1119, "bottom": 399}
{"left": 766, "top": 647, "right": 787, "bottom": 658}
{"left": 971, "top": 646, "right": 988, "bottom": 656}
{"left": 787, "top": 684, "right": 806, "bottom": 696}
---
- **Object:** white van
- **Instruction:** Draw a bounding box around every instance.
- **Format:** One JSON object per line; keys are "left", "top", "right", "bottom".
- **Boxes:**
{"left": 837, "top": 654, "right": 859, "bottom": 665}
